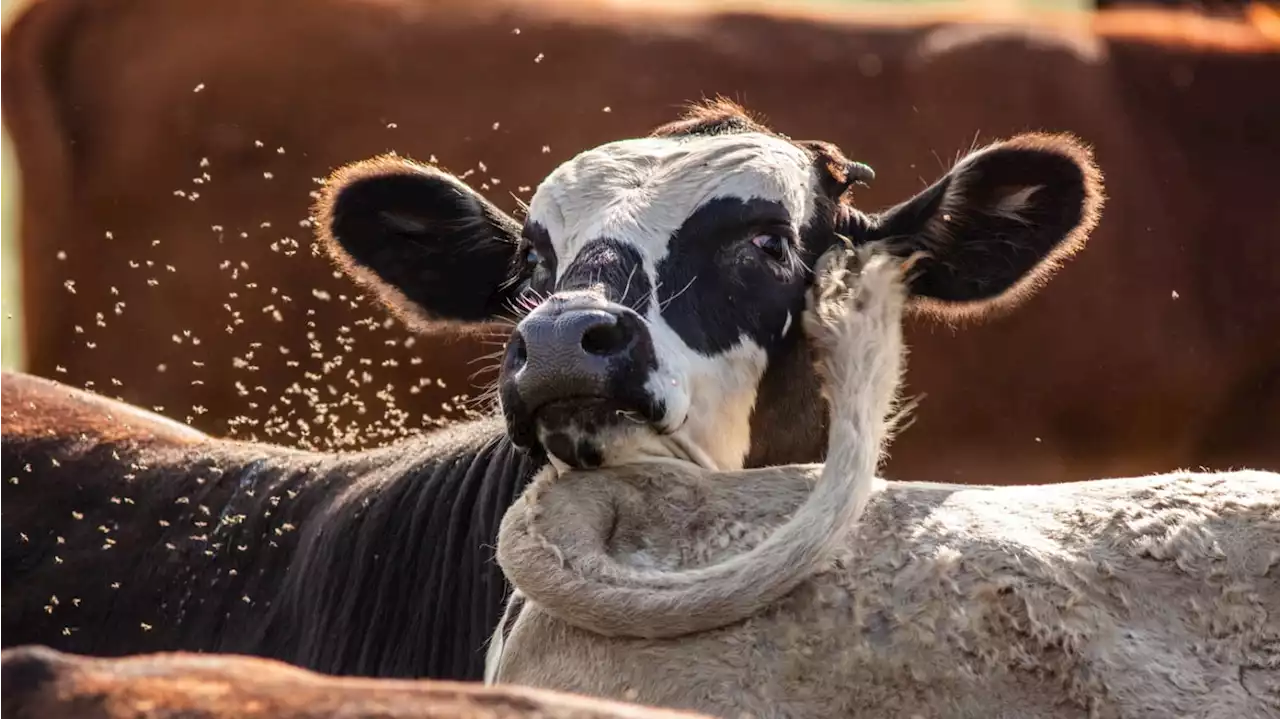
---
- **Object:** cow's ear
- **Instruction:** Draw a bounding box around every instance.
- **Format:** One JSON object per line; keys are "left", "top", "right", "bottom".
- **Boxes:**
{"left": 315, "top": 155, "right": 523, "bottom": 326}
{"left": 867, "top": 133, "right": 1103, "bottom": 319}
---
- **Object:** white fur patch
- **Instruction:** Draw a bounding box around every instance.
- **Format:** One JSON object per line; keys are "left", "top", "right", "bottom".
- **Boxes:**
{"left": 529, "top": 133, "right": 818, "bottom": 266}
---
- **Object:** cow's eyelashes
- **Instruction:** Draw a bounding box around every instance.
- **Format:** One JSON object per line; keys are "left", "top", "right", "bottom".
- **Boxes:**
{"left": 751, "top": 233, "right": 787, "bottom": 257}
{"left": 519, "top": 238, "right": 550, "bottom": 274}
{"left": 516, "top": 237, "right": 555, "bottom": 297}
{"left": 524, "top": 245, "right": 541, "bottom": 267}
{"left": 748, "top": 228, "right": 795, "bottom": 262}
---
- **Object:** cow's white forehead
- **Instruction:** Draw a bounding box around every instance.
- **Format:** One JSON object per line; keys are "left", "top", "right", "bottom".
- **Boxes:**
{"left": 527, "top": 132, "right": 818, "bottom": 268}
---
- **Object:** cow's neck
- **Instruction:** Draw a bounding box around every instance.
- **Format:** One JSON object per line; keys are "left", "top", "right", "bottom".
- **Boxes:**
{"left": 744, "top": 332, "right": 828, "bottom": 468}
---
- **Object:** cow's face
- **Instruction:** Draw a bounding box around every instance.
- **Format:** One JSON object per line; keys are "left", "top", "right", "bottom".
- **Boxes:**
{"left": 318, "top": 101, "right": 1102, "bottom": 471}
{"left": 496, "top": 129, "right": 839, "bottom": 471}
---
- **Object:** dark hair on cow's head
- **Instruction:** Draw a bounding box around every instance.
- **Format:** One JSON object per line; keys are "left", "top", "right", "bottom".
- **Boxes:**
{"left": 315, "top": 101, "right": 1103, "bottom": 470}
{"left": 649, "top": 97, "right": 776, "bottom": 138}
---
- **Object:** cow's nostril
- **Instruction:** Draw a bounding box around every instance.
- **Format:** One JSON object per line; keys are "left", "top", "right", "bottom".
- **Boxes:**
{"left": 581, "top": 320, "right": 630, "bottom": 357}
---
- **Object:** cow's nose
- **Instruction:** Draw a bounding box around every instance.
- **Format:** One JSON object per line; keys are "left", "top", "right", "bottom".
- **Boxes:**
{"left": 502, "top": 306, "right": 642, "bottom": 410}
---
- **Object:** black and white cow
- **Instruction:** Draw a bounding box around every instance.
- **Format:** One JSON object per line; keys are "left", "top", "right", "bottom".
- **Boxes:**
{"left": 1, "top": 101, "right": 1101, "bottom": 681}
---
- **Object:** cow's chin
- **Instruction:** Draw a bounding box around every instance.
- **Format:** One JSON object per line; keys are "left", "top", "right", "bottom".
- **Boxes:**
{"left": 531, "top": 398, "right": 675, "bottom": 470}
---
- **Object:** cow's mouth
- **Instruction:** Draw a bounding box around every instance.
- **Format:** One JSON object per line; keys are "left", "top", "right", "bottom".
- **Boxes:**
{"left": 529, "top": 397, "right": 662, "bottom": 469}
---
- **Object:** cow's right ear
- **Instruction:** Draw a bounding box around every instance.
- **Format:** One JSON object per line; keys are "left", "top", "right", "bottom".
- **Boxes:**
{"left": 315, "top": 155, "right": 523, "bottom": 326}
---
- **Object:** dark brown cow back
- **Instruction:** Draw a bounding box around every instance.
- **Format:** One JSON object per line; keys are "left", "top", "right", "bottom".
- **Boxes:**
{"left": 2, "top": 369, "right": 208, "bottom": 446}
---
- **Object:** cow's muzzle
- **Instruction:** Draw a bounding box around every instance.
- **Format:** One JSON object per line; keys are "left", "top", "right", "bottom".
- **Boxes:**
{"left": 499, "top": 296, "right": 659, "bottom": 459}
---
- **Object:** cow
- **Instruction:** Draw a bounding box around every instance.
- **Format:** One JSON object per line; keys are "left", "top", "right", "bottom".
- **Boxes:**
{"left": 0, "top": 645, "right": 712, "bottom": 719}
{"left": 5, "top": 0, "right": 1277, "bottom": 484}
{"left": 2, "top": 100, "right": 1104, "bottom": 681}
{"left": 485, "top": 246, "right": 1280, "bottom": 718}
{"left": 1095, "top": 0, "right": 1266, "bottom": 17}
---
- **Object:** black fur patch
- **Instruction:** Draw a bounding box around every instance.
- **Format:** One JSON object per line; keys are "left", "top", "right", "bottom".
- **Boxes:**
{"left": 517, "top": 220, "right": 557, "bottom": 299}
{"left": 557, "top": 239, "right": 653, "bottom": 317}
{"left": 539, "top": 429, "right": 606, "bottom": 470}
{"left": 656, "top": 198, "right": 805, "bottom": 355}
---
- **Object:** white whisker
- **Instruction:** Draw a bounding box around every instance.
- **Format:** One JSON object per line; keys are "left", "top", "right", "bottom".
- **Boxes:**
{"left": 658, "top": 275, "right": 697, "bottom": 312}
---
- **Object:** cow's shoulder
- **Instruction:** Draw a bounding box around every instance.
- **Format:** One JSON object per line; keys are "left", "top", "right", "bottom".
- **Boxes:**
{"left": 2, "top": 371, "right": 207, "bottom": 447}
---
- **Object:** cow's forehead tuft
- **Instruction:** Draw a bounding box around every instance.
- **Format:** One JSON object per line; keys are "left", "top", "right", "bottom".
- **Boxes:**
{"left": 527, "top": 132, "right": 818, "bottom": 258}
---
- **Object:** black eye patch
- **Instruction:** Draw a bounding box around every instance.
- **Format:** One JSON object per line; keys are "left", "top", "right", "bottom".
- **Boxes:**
{"left": 654, "top": 197, "right": 804, "bottom": 355}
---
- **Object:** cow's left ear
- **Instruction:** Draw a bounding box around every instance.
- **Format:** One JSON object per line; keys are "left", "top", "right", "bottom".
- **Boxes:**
{"left": 864, "top": 133, "right": 1103, "bottom": 318}
{"left": 314, "top": 155, "right": 523, "bottom": 327}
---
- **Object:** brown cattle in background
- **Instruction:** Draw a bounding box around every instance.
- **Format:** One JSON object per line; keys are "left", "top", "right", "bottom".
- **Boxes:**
{"left": 3, "top": 0, "right": 1278, "bottom": 484}
{"left": 0, "top": 645, "right": 711, "bottom": 719}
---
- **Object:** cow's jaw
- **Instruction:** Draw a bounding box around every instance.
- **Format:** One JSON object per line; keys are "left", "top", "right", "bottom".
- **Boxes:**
{"left": 643, "top": 322, "right": 770, "bottom": 471}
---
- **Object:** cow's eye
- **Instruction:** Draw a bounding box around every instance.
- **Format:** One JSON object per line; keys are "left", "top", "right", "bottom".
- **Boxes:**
{"left": 524, "top": 246, "right": 541, "bottom": 267}
{"left": 750, "top": 232, "right": 790, "bottom": 260}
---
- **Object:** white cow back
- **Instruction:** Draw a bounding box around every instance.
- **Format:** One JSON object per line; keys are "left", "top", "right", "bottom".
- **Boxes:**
{"left": 493, "top": 467, "right": 1280, "bottom": 718}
